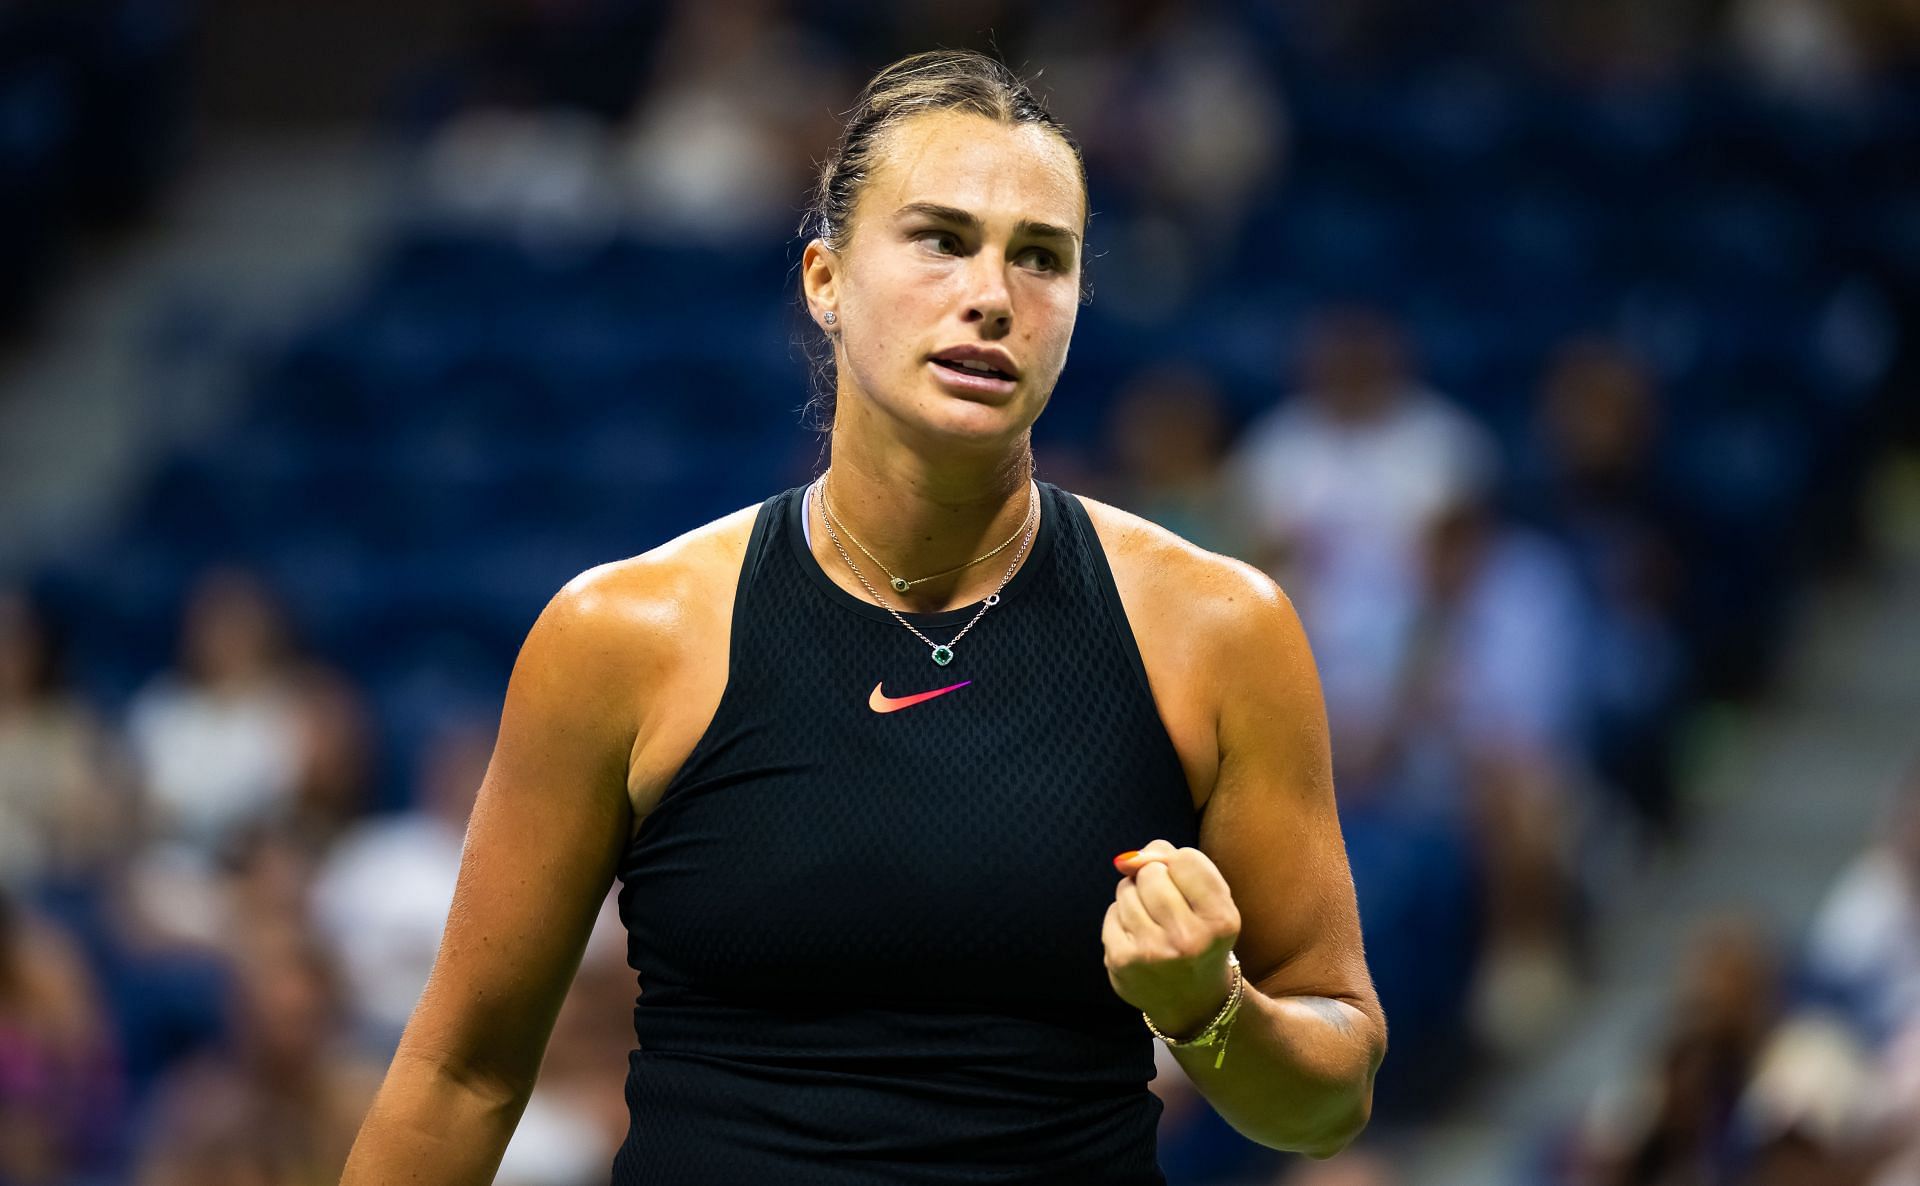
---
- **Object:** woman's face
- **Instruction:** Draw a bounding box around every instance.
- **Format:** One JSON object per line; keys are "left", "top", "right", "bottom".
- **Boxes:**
{"left": 805, "top": 110, "right": 1086, "bottom": 449}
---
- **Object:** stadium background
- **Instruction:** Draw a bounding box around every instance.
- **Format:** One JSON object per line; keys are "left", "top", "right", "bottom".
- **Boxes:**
{"left": 1, "top": 1, "right": 1918, "bottom": 1183}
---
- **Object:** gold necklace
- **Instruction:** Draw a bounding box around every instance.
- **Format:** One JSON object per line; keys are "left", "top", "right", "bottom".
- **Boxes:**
{"left": 820, "top": 471, "right": 1034, "bottom": 594}
{"left": 812, "top": 474, "right": 1036, "bottom": 666}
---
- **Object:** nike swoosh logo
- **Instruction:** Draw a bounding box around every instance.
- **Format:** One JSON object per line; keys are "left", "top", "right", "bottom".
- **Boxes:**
{"left": 869, "top": 680, "right": 972, "bottom": 714}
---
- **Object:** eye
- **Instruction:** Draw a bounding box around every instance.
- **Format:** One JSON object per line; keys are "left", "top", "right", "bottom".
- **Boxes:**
{"left": 917, "top": 230, "right": 962, "bottom": 255}
{"left": 1022, "top": 246, "right": 1060, "bottom": 272}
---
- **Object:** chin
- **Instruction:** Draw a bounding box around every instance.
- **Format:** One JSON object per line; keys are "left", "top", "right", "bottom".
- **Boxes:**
{"left": 917, "top": 394, "right": 1039, "bottom": 446}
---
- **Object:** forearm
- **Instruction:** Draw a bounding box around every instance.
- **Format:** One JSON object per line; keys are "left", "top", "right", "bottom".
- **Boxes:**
{"left": 340, "top": 1050, "right": 531, "bottom": 1186}
{"left": 1159, "top": 987, "right": 1385, "bottom": 1157}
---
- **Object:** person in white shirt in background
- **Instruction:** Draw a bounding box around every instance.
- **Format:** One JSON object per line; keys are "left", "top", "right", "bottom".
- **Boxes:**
{"left": 125, "top": 567, "right": 308, "bottom": 861}
{"left": 1224, "top": 305, "right": 1499, "bottom": 767}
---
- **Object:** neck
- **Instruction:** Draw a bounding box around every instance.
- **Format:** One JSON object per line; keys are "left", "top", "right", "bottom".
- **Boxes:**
{"left": 812, "top": 423, "right": 1038, "bottom": 615}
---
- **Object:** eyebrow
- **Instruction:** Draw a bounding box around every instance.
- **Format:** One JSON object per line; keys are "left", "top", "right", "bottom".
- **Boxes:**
{"left": 893, "top": 202, "right": 1080, "bottom": 249}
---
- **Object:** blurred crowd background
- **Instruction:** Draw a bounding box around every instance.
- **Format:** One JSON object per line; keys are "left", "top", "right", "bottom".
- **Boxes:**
{"left": 2, "top": 0, "right": 1919, "bottom": 1183}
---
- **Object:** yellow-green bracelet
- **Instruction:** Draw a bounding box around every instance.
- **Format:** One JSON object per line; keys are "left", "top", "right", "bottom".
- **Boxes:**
{"left": 1142, "top": 950, "right": 1244, "bottom": 1070}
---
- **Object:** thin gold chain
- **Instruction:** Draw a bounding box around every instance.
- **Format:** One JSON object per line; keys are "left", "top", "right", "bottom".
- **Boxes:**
{"left": 820, "top": 471, "right": 1034, "bottom": 594}
{"left": 811, "top": 473, "right": 1036, "bottom": 665}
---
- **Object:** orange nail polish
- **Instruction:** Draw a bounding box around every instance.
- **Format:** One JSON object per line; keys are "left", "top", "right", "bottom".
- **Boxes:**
{"left": 1113, "top": 850, "right": 1140, "bottom": 869}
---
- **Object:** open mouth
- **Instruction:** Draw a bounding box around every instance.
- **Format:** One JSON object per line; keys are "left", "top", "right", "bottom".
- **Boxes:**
{"left": 932, "top": 358, "right": 1015, "bottom": 382}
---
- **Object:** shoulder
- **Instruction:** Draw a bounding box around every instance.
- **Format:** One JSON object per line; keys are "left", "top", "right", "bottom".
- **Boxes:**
{"left": 517, "top": 498, "right": 766, "bottom": 729}
{"left": 546, "top": 500, "right": 763, "bottom": 633}
{"left": 1067, "top": 490, "right": 1307, "bottom": 669}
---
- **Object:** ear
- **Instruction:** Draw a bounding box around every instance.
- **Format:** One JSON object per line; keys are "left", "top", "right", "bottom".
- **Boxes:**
{"left": 801, "top": 238, "right": 839, "bottom": 332}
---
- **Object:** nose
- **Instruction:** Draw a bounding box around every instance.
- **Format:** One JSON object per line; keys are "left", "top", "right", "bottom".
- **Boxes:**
{"left": 962, "top": 252, "right": 1013, "bottom": 335}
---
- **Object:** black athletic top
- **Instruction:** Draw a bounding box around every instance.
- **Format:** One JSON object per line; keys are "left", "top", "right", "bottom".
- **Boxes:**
{"left": 610, "top": 479, "right": 1200, "bottom": 1185}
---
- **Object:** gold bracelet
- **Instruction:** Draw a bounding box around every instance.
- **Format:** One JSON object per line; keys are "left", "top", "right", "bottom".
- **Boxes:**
{"left": 1142, "top": 951, "right": 1244, "bottom": 1070}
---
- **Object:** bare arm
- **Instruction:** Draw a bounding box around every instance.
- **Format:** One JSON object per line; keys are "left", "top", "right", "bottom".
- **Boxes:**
{"left": 340, "top": 568, "right": 645, "bottom": 1185}
{"left": 1114, "top": 563, "right": 1386, "bottom": 1157}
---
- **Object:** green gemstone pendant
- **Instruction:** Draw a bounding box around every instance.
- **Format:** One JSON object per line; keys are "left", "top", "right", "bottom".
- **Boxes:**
{"left": 891, "top": 577, "right": 911, "bottom": 593}
{"left": 931, "top": 645, "right": 954, "bottom": 666}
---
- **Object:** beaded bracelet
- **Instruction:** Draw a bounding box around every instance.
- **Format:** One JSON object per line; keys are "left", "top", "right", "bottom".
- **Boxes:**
{"left": 1142, "top": 951, "right": 1244, "bottom": 1070}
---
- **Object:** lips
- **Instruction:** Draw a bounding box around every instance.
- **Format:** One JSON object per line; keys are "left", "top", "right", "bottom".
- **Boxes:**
{"left": 932, "top": 357, "right": 1013, "bottom": 379}
{"left": 929, "top": 345, "right": 1020, "bottom": 380}
{"left": 928, "top": 358, "right": 1018, "bottom": 397}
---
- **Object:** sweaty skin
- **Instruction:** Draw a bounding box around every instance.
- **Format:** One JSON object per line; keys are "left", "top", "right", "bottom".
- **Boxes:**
{"left": 340, "top": 487, "right": 1379, "bottom": 1186}
{"left": 342, "top": 104, "right": 1380, "bottom": 1185}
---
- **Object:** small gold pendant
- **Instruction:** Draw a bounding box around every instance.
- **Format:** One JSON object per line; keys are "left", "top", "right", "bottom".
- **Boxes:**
{"left": 891, "top": 577, "right": 910, "bottom": 593}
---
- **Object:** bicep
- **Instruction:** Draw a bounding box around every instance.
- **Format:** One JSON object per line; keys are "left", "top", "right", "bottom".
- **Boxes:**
{"left": 396, "top": 576, "right": 639, "bottom": 1098}
{"left": 1197, "top": 575, "right": 1375, "bottom": 1008}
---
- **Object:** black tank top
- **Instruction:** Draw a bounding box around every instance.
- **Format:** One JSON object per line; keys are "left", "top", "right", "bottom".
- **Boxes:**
{"left": 610, "top": 479, "right": 1200, "bottom": 1185}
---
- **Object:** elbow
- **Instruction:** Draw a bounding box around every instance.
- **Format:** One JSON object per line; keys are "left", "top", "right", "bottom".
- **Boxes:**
{"left": 1297, "top": 1016, "right": 1386, "bottom": 1159}
{"left": 1296, "top": 1089, "right": 1373, "bottom": 1160}
{"left": 391, "top": 1039, "right": 535, "bottom": 1116}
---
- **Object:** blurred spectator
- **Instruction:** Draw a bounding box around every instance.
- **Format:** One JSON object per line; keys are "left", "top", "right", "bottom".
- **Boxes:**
{"left": 0, "top": 587, "right": 133, "bottom": 890}
{"left": 1567, "top": 915, "right": 1783, "bottom": 1186}
{"left": 310, "top": 719, "right": 491, "bottom": 1051}
{"left": 0, "top": 887, "right": 123, "bottom": 1185}
{"left": 1099, "top": 363, "right": 1256, "bottom": 559}
{"left": 1115, "top": 4, "right": 1286, "bottom": 248}
{"left": 412, "top": 0, "right": 849, "bottom": 253}
{"left": 121, "top": 565, "right": 377, "bottom": 958}
{"left": 126, "top": 566, "right": 345, "bottom": 863}
{"left": 615, "top": 0, "right": 849, "bottom": 245}
{"left": 1027, "top": 0, "right": 1287, "bottom": 316}
{"left": 1732, "top": 759, "right": 1920, "bottom": 1183}
{"left": 1804, "top": 758, "right": 1920, "bottom": 1051}
{"left": 133, "top": 923, "right": 380, "bottom": 1186}
{"left": 1394, "top": 493, "right": 1594, "bottom": 1055}
{"left": 1400, "top": 497, "right": 1593, "bottom": 791}
{"left": 1735, "top": 1012, "right": 1894, "bottom": 1185}
{"left": 1557, "top": 763, "right": 1920, "bottom": 1186}
{"left": 417, "top": 107, "right": 627, "bottom": 254}
{"left": 1868, "top": 1017, "right": 1920, "bottom": 1185}
{"left": 1518, "top": 339, "right": 1689, "bottom": 843}
{"left": 1224, "top": 307, "right": 1499, "bottom": 745}
{"left": 219, "top": 825, "right": 324, "bottom": 967}
{"left": 282, "top": 671, "right": 378, "bottom": 857}
{"left": 1726, "top": 0, "right": 1871, "bottom": 105}
{"left": 1725, "top": 0, "right": 1920, "bottom": 103}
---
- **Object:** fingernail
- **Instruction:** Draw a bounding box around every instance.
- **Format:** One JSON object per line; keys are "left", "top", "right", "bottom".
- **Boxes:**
{"left": 1113, "top": 850, "right": 1140, "bottom": 869}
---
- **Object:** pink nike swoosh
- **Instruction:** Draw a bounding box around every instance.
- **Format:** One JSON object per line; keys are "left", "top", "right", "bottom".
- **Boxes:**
{"left": 869, "top": 679, "right": 972, "bottom": 714}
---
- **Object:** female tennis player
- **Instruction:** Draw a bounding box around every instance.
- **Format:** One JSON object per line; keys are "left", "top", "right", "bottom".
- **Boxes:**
{"left": 341, "top": 49, "right": 1385, "bottom": 1185}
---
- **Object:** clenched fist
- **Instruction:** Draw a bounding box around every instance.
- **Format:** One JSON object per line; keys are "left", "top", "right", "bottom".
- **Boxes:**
{"left": 1104, "top": 839, "right": 1243, "bottom": 1038}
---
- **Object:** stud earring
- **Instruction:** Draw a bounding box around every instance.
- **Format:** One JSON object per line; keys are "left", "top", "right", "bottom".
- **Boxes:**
{"left": 824, "top": 310, "right": 837, "bottom": 326}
